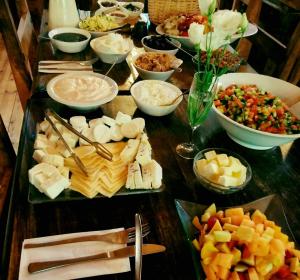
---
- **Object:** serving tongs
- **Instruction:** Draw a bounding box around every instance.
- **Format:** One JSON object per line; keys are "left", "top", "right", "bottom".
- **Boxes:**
{"left": 45, "top": 109, "right": 113, "bottom": 162}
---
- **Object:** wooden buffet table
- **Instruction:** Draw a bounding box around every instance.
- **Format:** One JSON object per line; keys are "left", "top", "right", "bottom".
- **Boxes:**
{"left": 2, "top": 13, "right": 300, "bottom": 280}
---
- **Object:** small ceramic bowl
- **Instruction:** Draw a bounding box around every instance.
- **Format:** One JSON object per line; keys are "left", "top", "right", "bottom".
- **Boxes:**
{"left": 132, "top": 52, "right": 182, "bottom": 81}
{"left": 48, "top": 27, "right": 91, "bottom": 53}
{"left": 97, "top": 0, "right": 118, "bottom": 13}
{"left": 119, "top": 2, "right": 144, "bottom": 18}
{"left": 142, "top": 35, "right": 181, "bottom": 55}
{"left": 193, "top": 148, "right": 252, "bottom": 194}
{"left": 130, "top": 80, "right": 183, "bottom": 116}
{"left": 90, "top": 34, "right": 133, "bottom": 64}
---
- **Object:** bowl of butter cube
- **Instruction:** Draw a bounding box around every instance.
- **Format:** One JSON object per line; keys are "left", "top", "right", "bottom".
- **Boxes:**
{"left": 193, "top": 148, "right": 252, "bottom": 194}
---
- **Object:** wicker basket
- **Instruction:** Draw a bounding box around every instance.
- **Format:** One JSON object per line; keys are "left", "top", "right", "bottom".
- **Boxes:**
{"left": 148, "top": 0, "right": 200, "bottom": 25}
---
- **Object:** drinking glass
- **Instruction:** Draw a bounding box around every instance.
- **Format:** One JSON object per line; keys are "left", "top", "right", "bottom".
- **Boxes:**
{"left": 176, "top": 71, "right": 216, "bottom": 159}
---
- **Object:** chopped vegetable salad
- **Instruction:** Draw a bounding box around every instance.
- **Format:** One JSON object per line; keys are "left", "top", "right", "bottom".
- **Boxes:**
{"left": 214, "top": 84, "right": 300, "bottom": 135}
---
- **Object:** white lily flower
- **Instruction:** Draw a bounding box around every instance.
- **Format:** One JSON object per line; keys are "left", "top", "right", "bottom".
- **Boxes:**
{"left": 198, "top": 0, "right": 216, "bottom": 16}
{"left": 188, "top": 23, "right": 230, "bottom": 51}
{"left": 212, "top": 9, "right": 243, "bottom": 36}
{"left": 188, "top": 22, "right": 205, "bottom": 45}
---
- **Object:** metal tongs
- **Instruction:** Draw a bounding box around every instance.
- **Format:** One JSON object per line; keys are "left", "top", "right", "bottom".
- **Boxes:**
{"left": 45, "top": 109, "right": 113, "bottom": 173}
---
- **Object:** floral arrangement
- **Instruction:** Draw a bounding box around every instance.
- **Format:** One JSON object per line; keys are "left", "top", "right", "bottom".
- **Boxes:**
{"left": 186, "top": 0, "right": 248, "bottom": 127}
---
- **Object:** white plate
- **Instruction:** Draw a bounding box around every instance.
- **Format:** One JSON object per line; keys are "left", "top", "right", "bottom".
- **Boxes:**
{"left": 156, "top": 23, "right": 258, "bottom": 50}
{"left": 47, "top": 72, "right": 118, "bottom": 111}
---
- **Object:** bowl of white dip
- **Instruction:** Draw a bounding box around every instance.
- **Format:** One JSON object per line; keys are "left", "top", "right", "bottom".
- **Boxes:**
{"left": 90, "top": 33, "right": 133, "bottom": 64}
{"left": 130, "top": 80, "right": 183, "bottom": 116}
{"left": 46, "top": 72, "right": 118, "bottom": 111}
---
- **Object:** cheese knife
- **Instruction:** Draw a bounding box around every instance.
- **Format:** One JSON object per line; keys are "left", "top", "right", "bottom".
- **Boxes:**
{"left": 28, "top": 244, "right": 166, "bottom": 274}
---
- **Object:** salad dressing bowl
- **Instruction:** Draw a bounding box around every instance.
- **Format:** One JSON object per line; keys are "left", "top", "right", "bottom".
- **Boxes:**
{"left": 212, "top": 73, "right": 300, "bottom": 150}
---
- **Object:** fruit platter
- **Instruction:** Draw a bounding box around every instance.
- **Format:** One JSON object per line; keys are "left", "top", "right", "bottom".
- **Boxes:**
{"left": 175, "top": 195, "right": 299, "bottom": 280}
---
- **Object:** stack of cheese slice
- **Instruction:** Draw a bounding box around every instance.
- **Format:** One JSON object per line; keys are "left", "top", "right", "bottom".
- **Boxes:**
{"left": 64, "top": 142, "right": 128, "bottom": 198}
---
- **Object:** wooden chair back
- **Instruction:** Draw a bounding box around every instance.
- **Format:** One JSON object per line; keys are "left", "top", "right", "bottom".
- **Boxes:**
{"left": 0, "top": 0, "right": 39, "bottom": 110}
{"left": 0, "top": 114, "right": 15, "bottom": 280}
{"left": 232, "top": 0, "right": 262, "bottom": 60}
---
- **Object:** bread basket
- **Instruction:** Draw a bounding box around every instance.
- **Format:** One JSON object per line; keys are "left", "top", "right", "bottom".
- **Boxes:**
{"left": 148, "top": 0, "right": 200, "bottom": 25}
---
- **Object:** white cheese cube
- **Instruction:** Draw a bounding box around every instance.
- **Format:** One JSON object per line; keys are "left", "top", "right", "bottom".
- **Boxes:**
{"left": 93, "top": 124, "right": 111, "bottom": 144}
{"left": 202, "top": 160, "right": 219, "bottom": 178}
{"left": 48, "top": 132, "right": 60, "bottom": 143}
{"left": 219, "top": 166, "right": 234, "bottom": 176}
{"left": 204, "top": 150, "right": 217, "bottom": 161}
{"left": 39, "top": 120, "right": 50, "bottom": 132}
{"left": 28, "top": 163, "right": 59, "bottom": 186}
{"left": 89, "top": 118, "right": 103, "bottom": 128}
{"left": 110, "top": 125, "right": 123, "bottom": 141}
{"left": 33, "top": 150, "right": 46, "bottom": 163}
{"left": 61, "top": 132, "right": 78, "bottom": 148}
{"left": 57, "top": 166, "right": 70, "bottom": 180}
{"left": 218, "top": 175, "right": 239, "bottom": 187}
{"left": 228, "top": 156, "right": 242, "bottom": 172}
{"left": 70, "top": 116, "right": 88, "bottom": 133}
{"left": 233, "top": 165, "right": 247, "bottom": 185}
{"left": 34, "top": 134, "right": 50, "bottom": 149}
{"left": 195, "top": 159, "right": 207, "bottom": 174}
{"left": 42, "top": 154, "right": 64, "bottom": 167}
{"left": 40, "top": 174, "right": 70, "bottom": 199}
{"left": 102, "top": 116, "right": 116, "bottom": 127}
{"left": 79, "top": 127, "right": 94, "bottom": 146}
{"left": 115, "top": 112, "right": 131, "bottom": 125}
{"left": 216, "top": 154, "right": 229, "bottom": 166}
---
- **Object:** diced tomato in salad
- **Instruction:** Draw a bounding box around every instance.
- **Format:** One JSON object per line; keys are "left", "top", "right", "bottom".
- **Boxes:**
{"left": 177, "top": 14, "right": 207, "bottom": 36}
{"left": 214, "top": 84, "right": 300, "bottom": 135}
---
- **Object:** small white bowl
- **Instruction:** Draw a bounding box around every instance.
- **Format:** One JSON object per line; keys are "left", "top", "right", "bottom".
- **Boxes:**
{"left": 213, "top": 73, "right": 300, "bottom": 150}
{"left": 130, "top": 80, "right": 183, "bottom": 116}
{"left": 90, "top": 34, "right": 133, "bottom": 64}
{"left": 119, "top": 2, "right": 144, "bottom": 18}
{"left": 47, "top": 72, "right": 118, "bottom": 111}
{"left": 142, "top": 35, "right": 181, "bottom": 55}
{"left": 133, "top": 52, "right": 182, "bottom": 81}
{"left": 97, "top": 0, "right": 118, "bottom": 13}
{"left": 48, "top": 27, "right": 91, "bottom": 53}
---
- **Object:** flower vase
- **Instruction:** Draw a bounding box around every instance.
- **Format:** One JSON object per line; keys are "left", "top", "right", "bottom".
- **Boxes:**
{"left": 176, "top": 71, "right": 215, "bottom": 159}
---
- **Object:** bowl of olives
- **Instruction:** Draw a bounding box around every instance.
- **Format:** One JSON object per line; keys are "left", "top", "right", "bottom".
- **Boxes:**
{"left": 142, "top": 35, "right": 181, "bottom": 55}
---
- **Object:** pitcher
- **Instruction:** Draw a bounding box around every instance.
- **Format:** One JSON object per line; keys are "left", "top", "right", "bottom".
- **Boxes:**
{"left": 48, "top": 0, "right": 80, "bottom": 31}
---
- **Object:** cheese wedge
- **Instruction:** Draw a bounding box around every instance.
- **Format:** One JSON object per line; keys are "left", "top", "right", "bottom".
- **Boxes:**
{"left": 120, "top": 139, "right": 140, "bottom": 163}
{"left": 126, "top": 162, "right": 136, "bottom": 189}
{"left": 149, "top": 160, "right": 162, "bottom": 189}
{"left": 136, "top": 136, "right": 152, "bottom": 165}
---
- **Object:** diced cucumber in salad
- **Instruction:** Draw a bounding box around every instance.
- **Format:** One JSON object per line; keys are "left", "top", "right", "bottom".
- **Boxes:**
{"left": 214, "top": 84, "right": 300, "bottom": 135}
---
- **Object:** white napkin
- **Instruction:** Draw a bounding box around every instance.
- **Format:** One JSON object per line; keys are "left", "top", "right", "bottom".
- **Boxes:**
{"left": 19, "top": 228, "right": 131, "bottom": 280}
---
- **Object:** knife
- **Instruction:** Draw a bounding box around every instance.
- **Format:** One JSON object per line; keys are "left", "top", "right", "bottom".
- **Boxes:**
{"left": 135, "top": 214, "right": 142, "bottom": 280}
{"left": 28, "top": 244, "right": 166, "bottom": 274}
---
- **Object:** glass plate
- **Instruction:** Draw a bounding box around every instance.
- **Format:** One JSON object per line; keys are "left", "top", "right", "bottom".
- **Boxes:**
{"left": 175, "top": 195, "right": 297, "bottom": 280}
{"left": 20, "top": 98, "right": 164, "bottom": 204}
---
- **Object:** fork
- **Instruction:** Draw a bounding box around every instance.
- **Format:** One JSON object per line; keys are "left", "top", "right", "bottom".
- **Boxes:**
{"left": 24, "top": 224, "right": 150, "bottom": 249}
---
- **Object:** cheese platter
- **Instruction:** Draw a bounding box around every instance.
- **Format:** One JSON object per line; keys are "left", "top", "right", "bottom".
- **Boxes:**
{"left": 22, "top": 98, "right": 165, "bottom": 204}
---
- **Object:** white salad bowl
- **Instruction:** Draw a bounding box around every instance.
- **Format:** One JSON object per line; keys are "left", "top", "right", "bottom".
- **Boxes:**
{"left": 130, "top": 80, "right": 183, "bottom": 116}
{"left": 212, "top": 73, "right": 300, "bottom": 150}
